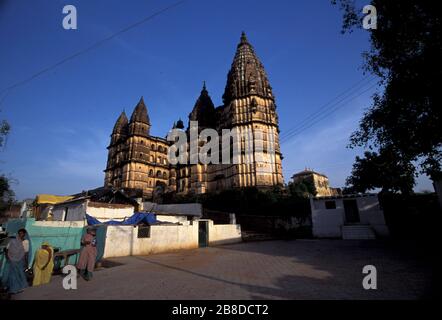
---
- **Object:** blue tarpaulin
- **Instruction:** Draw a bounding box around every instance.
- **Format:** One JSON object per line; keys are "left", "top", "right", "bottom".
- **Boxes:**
{"left": 86, "top": 212, "right": 158, "bottom": 226}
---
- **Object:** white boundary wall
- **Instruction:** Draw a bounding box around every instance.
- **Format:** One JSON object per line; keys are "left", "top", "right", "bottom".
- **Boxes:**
{"left": 208, "top": 221, "right": 242, "bottom": 246}
{"left": 103, "top": 220, "right": 242, "bottom": 258}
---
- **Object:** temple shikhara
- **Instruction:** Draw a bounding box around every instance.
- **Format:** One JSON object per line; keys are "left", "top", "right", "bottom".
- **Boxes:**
{"left": 104, "top": 33, "right": 284, "bottom": 198}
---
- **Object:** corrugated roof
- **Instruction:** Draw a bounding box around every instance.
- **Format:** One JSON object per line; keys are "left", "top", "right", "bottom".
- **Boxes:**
{"left": 35, "top": 194, "right": 74, "bottom": 205}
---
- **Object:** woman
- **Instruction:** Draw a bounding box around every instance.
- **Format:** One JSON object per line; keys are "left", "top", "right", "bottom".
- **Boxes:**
{"left": 77, "top": 228, "right": 97, "bottom": 281}
{"left": 4, "top": 230, "right": 29, "bottom": 294}
{"left": 32, "top": 241, "right": 54, "bottom": 286}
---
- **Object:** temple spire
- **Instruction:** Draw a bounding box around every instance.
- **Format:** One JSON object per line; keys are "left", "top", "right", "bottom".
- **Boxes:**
{"left": 240, "top": 31, "right": 248, "bottom": 45}
{"left": 189, "top": 83, "right": 216, "bottom": 130}
{"left": 130, "top": 96, "right": 150, "bottom": 125}
{"left": 223, "top": 32, "right": 274, "bottom": 104}
{"left": 112, "top": 111, "right": 128, "bottom": 134}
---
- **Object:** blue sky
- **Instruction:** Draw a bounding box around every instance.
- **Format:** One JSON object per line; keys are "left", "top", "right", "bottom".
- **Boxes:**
{"left": 0, "top": 0, "right": 433, "bottom": 200}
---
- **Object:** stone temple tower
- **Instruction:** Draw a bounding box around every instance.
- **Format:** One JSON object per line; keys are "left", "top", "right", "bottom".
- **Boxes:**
{"left": 207, "top": 32, "right": 284, "bottom": 190}
{"left": 105, "top": 33, "right": 284, "bottom": 198}
{"left": 104, "top": 97, "right": 171, "bottom": 198}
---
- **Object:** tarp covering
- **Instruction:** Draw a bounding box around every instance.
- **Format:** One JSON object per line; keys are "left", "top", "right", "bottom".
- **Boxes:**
{"left": 36, "top": 194, "right": 74, "bottom": 205}
{"left": 86, "top": 212, "right": 158, "bottom": 226}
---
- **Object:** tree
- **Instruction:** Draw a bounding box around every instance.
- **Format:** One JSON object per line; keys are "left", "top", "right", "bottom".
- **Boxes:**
{"left": 333, "top": 1, "right": 442, "bottom": 193}
{"left": 0, "top": 120, "right": 10, "bottom": 147}
{"left": 345, "top": 148, "right": 416, "bottom": 194}
{"left": 0, "top": 175, "right": 15, "bottom": 214}
{"left": 288, "top": 180, "right": 317, "bottom": 198}
{"left": 0, "top": 117, "right": 14, "bottom": 216}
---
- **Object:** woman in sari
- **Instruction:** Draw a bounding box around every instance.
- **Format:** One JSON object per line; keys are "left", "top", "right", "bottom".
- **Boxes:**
{"left": 4, "top": 232, "right": 28, "bottom": 294}
{"left": 77, "top": 228, "right": 97, "bottom": 281}
{"left": 32, "top": 241, "right": 54, "bottom": 286}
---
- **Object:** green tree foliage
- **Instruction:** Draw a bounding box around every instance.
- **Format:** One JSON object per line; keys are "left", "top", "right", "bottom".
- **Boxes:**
{"left": 0, "top": 175, "right": 15, "bottom": 213}
{"left": 0, "top": 117, "right": 14, "bottom": 215}
{"left": 288, "top": 180, "right": 317, "bottom": 198}
{"left": 0, "top": 120, "right": 10, "bottom": 148}
{"left": 163, "top": 186, "right": 311, "bottom": 219}
{"left": 333, "top": 1, "right": 442, "bottom": 192}
{"left": 345, "top": 149, "right": 416, "bottom": 194}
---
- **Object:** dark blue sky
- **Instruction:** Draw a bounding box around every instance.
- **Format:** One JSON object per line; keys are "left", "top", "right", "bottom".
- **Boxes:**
{"left": 0, "top": 0, "right": 432, "bottom": 200}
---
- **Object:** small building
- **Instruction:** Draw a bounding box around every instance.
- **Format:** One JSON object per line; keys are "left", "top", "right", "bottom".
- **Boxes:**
{"left": 19, "top": 199, "right": 34, "bottom": 218}
{"left": 52, "top": 197, "right": 135, "bottom": 223}
{"left": 51, "top": 188, "right": 139, "bottom": 223}
{"left": 292, "top": 169, "right": 341, "bottom": 197}
{"left": 310, "top": 194, "right": 389, "bottom": 239}
{"left": 33, "top": 194, "right": 75, "bottom": 220}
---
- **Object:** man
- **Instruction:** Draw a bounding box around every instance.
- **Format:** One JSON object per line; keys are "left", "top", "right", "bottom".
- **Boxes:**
{"left": 77, "top": 228, "right": 97, "bottom": 281}
{"left": 32, "top": 241, "right": 54, "bottom": 286}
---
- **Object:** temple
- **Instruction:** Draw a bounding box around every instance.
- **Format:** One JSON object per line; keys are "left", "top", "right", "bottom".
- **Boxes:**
{"left": 104, "top": 33, "right": 284, "bottom": 198}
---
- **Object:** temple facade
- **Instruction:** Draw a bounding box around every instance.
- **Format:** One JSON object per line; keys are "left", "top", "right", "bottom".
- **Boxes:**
{"left": 104, "top": 33, "right": 284, "bottom": 198}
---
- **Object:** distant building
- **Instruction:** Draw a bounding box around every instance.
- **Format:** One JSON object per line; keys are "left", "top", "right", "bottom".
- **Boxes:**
{"left": 291, "top": 169, "right": 341, "bottom": 197}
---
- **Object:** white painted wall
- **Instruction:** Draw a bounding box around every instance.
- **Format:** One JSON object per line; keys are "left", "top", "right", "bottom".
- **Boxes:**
{"left": 311, "top": 198, "right": 344, "bottom": 238}
{"left": 103, "top": 220, "right": 243, "bottom": 258}
{"left": 208, "top": 221, "right": 242, "bottom": 246}
{"left": 33, "top": 220, "right": 86, "bottom": 228}
{"left": 87, "top": 204, "right": 134, "bottom": 222}
{"left": 311, "top": 195, "right": 389, "bottom": 238}
{"left": 156, "top": 214, "right": 188, "bottom": 224}
{"left": 52, "top": 201, "right": 86, "bottom": 221}
{"left": 52, "top": 200, "right": 134, "bottom": 222}
{"left": 103, "top": 224, "right": 199, "bottom": 258}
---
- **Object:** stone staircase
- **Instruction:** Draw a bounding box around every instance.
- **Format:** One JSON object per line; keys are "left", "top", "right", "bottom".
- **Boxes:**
{"left": 342, "top": 225, "right": 376, "bottom": 240}
{"left": 241, "top": 231, "right": 275, "bottom": 242}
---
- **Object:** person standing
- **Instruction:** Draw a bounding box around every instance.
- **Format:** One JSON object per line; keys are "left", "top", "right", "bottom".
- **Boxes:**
{"left": 3, "top": 229, "right": 29, "bottom": 294}
{"left": 77, "top": 228, "right": 97, "bottom": 281}
{"left": 32, "top": 241, "right": 54, "bottom": 286}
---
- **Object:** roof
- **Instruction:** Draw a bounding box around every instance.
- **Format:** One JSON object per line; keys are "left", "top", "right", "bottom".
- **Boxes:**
{"left": 35, "top": 194, "right": 74, "bottom": 205}
{"left": 143, "top": 202, "right": 202, "bottom": 217}
{"left": 292, "top": 169, "right": 328, "bottom": 179}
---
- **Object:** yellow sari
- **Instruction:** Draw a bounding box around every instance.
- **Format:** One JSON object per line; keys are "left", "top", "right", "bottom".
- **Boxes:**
{"left": 32, "top": 246, "right": 54, "bottom": 286}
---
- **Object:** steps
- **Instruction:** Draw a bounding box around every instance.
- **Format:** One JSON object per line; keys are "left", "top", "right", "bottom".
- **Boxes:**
{"left": 342, "top": 225, "right": 376, "bottom": 240}
{"left": 241, "top": 231, "right": 275, "bottom": 242}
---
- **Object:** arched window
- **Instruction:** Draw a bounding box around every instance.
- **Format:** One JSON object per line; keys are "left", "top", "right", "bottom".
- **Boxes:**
{"left": 149, "top": 169, "right": 153, "bottom": 177}
{"left": 156, "top": 170, "right": 161, "bottom": 178}
{"left": 158, "top": 146, "right": 162, "bottom": 152}
{"left": 151, "top": 144, "right": 155, "bottom": 150}
{"left": 163, "top": 172, "right": 167, "bottom": 180}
